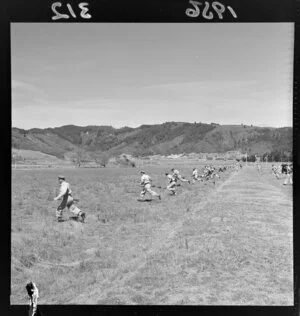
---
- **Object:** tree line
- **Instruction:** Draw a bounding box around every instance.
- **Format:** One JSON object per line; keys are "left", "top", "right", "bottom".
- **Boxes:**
{"left": 241, "top": 150, "right": 292, "bottom": 162}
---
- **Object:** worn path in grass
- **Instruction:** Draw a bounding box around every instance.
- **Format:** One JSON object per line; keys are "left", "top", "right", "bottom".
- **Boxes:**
{"left": 74, "top": 166, "right": 293, "bottom": 305}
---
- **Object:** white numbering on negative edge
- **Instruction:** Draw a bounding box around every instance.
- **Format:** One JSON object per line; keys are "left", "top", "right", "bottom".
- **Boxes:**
{"left": 185, "top": 1, "right": 201, "bottom": 18}
{"left": 66, "top": 3, "right": 77, "bottom": 18}
{"left": 202, "top": 1, "right": 214, "bottom": 19}
{"left": 51, "top": 2, "right": 69, "bottom": 20}
{"left": 212, "top": 2, "right": 225, "bottom": 19}
{"left": 186, "top": 0, "right": 237, "bottom": 19}
{"left": 227, "top": 5, "right": 237, "bottom": 18}
{"left": 51, "top": 2, "right": 92, "bottom": 20}
{"left": 78, "top": 2, "right": 92, "bottom": 19}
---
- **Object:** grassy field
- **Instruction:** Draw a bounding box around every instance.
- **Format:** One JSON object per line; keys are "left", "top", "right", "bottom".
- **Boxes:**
{"left": 11, "top": 161, "right": 293, "bottom": 305}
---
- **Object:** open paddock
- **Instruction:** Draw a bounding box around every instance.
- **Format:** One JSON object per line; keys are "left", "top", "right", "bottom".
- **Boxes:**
{"left": 11, "top": 161, "right": 293, "bottom": 305}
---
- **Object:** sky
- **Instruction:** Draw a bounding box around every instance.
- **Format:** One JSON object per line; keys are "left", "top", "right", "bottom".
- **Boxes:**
{"left": 11, "top": 23, "right": 294, "bottom": 129}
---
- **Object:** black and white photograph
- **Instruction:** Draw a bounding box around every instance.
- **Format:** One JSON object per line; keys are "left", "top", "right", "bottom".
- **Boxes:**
{"left": 11, "top": 22, "right": 294, "bottom": 306}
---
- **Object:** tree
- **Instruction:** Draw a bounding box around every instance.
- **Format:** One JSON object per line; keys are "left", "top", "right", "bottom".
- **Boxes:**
{"left": 93, "top": 151, "right": 110, "bottom": 167}
{"left": 70, "top": 132, "right": 93, "bottom": 168}
{"left": 246, "top": 154, "right": 256, "bottom": 162}
{"left": 115, "top": 154, "right": 136, "bottom": 167}
{"left": 284, "top": 151, "right": 292, "bottom": 162}
{"left": 71, "top": 146, "right": 87, "bottom": 168}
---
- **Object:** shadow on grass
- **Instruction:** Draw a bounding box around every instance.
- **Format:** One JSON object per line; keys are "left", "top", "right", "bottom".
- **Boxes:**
{"left": 137, "top": 199, "right": 153, "bottom": 202}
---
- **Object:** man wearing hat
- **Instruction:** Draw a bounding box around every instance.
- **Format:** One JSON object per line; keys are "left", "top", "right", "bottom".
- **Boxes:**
{"left": 139, "top": 171, "right": 161, "bottom": 200}
{"left": 165, "top": 172, "right": 177, "bottom": 195}
{"left": 192, "top": 168, "right": 199, "bottom": 183}
{"left": 54, "top": 175, "right": 86, "bottom": 222}
{"left": 171, "top": 168, "right": 190, "bottom": 184}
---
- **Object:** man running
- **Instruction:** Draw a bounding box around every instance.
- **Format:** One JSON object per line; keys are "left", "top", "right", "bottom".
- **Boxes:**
{"left": 171, "top": 168, "right": 190, "bottom": 184}
{"left": 165, "top": 172, "right": 177, "bottom": 195}
{"left": 139, "top": 171, "right": 161, "bottom": 200}
{"left": 204, "top": 165, "right": 214, "bottom": 179}
{"left": 54, "top": 175, "right": 86, "bottom": 222}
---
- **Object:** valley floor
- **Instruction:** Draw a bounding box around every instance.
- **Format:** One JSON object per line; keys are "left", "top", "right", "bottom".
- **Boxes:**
{"left": 11, "top": 164, "right": 293, "bottom": 305}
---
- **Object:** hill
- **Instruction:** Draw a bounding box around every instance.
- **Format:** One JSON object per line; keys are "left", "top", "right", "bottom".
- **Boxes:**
{"left": 11, "top": 149, "right": 72, "bottom": 167}
{"left": 12, "top": 122, "right": 292, "bottom": 160}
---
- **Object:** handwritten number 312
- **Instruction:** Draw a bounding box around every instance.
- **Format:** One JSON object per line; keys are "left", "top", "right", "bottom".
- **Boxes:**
{"left": 51, "top": 2, "right": 91, "bottom": 20}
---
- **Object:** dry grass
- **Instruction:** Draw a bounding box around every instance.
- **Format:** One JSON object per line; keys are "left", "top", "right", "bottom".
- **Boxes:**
{"left": 11, "top": 162, "right": 293, "bottom": 305}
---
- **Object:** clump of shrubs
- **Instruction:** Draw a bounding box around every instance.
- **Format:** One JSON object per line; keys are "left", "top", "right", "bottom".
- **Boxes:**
{"left": 116, "top": 154, "right": 136, "bottom": 168}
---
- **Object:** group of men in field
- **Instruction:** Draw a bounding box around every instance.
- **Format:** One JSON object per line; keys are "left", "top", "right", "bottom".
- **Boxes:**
{"left": 53, "top": 164, "right": 235, "bottom": 221}
{"left": 52, "top": 161, "right": 253, "bottom": 221}
{"left": 254, "top": 160, "right": 293, "bottom": 185}
{"left": 271, "top": 163, "right": 293, "bottom": 185}
{"left": 138, "top": 164, "right": 236, "bottom": 201}
{"left": 138, "top": 168, "right": 188, "bottom": 200}
{"left": 139, "top": 168, "right": 190, "bottom": 199}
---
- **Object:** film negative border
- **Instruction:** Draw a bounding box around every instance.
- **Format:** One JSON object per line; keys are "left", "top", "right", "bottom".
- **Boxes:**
{"left": 1, "top": 0, "right": 299, "bottom": 316}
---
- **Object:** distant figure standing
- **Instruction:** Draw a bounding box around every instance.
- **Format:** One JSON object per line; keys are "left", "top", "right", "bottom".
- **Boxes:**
{"left": 256, "top": 163, "right": 261, "bottom": 173}
{"left": 271, "top": 164, "right": 280, "bottom": 179}
{"left": 281, "top": 163, "right": 288, "bottom": 175}
{"left": 283, "top": 164, "right": 293, "bottom": 185}
{"left": 54, "top": 175, "right": 86, "bottom": 222}
{"left": 26, "top": 282, "right": 42, "bottom": 316}
{"left": 139, "top": 171, "right": 161, "bottom": 200}
{"left": 192, "top": 168, "right": 199, "bottom": 183}
{"left": 165, "top": 172, "right": 177, "bottom": 195}
{"left": 171, "top": 168, "right": 190, "bottom": 184}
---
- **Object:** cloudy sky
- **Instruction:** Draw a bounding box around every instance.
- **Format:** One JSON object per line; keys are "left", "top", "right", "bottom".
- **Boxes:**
{"left": 11, "top": 23, "right": 294, "bottom": 129}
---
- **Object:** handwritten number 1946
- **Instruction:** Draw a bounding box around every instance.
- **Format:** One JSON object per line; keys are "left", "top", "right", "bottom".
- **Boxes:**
{"left": 51, "top": 2, "right": 91, "bottom": 20}
{"left": 186, "top": 1, "right": 237, "bottom": 19}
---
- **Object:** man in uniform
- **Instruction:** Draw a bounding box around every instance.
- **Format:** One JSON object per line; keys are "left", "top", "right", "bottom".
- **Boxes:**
{"left": 54, "top": 175, "right": 86, "bottom": 222}
{"left": 139, "top": 171, "right": 161, "bottom": 200}
{"left": 165, "top": 172, "right": 177, "bottom": 195}
{"left": 171, "top": 168, "right": 190, "bottom": 184}
{"left": 191, "top": 168, "right": 199, "bottom": 183}
{"left": 204, "top": 165, "right": 214, "bottom": 180}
